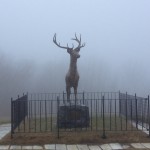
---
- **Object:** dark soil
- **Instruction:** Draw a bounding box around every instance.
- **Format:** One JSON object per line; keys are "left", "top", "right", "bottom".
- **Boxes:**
{"left": 0, "top": 131, "right": 150, "bottom": 145}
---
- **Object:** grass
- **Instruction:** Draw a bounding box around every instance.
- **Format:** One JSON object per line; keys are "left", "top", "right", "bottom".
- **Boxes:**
{"left": 12, "top": 115, "right": 139, "bottom": 133}
{"left": 0, "top": 115, "right": 150, "bottom": 145}
{"left": 0, "top": 118, "right": 10, "bottom": 125}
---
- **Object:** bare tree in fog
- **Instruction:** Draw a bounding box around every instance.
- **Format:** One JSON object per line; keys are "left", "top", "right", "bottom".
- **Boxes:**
{"left": 53, "top": 33, "right": 85, "bottom": 102}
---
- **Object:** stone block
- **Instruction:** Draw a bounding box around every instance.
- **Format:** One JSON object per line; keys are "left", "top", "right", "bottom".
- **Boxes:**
{"left": 57, "top": 104, "right": 90, "bottom": 128}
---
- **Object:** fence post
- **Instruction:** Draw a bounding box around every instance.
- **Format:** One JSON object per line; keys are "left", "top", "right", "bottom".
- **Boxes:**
{"left": 23, "top": 98, "right": 26, "bottom": 132}
{"left": 102, "top": 96, "right": 106, "bottom": 139}
{"left": 83, "top": 91, "right": 85, "bottom": 104}
{"left": 63, "top": 91, "right": 65, "bottom": 104}
{"left": 26, "top": 92, "right": 28, "bottom": 119}
{"left": 45, "top": 100, "right": 47, "bottom": 131}
{"left": 148, "top": 95, "right": 150, "bottom": 137}
{"left": 11, "top": 98, "right": 13, "bottom": 139}
{"left": 119, "top": 91, "right": 121, "bottom": 117}
{"left": 57, "top": 96, "right": 60, "bottom": 139}
{"left": 91, "top": 99, "right": 92, "bottom": 131}
{"left": 125, "top": 92, "right": 128, "bottom": 130}
{"left": 135, "top": 93, "right": 138, "bottom": 129}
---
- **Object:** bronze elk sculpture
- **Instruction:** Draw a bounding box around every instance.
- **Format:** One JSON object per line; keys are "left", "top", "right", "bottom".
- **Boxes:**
{"left": 53, "top": 33, "right": 85, "bottom": 103}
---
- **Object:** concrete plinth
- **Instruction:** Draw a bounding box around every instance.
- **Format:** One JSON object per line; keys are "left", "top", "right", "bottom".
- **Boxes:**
{"left": 57, "top": 104, "right": 90, "bottom": 128}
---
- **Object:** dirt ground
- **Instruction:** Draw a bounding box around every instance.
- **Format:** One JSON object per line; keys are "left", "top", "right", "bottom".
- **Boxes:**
{"left": 1, "top": 131, "right": 150, "bottom": 145}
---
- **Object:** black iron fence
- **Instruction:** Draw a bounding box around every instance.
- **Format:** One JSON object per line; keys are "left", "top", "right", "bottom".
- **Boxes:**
{"left": 119, "top": 92, "right": 149, "bottom": 131}
{"left": 11, "top": 92, "right": 150, "bottom": 138}
{"left": 11, "top": 94, "right": 28, "bottom": 138}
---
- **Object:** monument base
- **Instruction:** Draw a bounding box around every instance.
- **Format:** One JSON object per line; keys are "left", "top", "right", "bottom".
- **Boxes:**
{"left": 57, "top": 104, "right": 90, "bottom": 128}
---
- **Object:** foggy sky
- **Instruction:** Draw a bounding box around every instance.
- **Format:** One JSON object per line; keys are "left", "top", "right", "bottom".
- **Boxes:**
{"left": 0, "top": 0, "right": 150, "bottom": 118}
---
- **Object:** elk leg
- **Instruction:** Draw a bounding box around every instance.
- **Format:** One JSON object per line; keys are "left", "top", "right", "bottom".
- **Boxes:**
{"left": 66, "top": 86, "right": 70, "bottom": 103}
{"left": 74, "top": 87, "right": 77, "bottom": 102}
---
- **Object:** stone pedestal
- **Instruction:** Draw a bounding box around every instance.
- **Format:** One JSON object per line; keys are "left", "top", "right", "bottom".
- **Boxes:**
{"left": 57, "top": 104, "right": 90, "bottom": 128}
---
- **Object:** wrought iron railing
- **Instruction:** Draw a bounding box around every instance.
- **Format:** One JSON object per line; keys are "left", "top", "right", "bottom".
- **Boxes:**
{"left": 11, "top": 92, "right": 150, "bottom": 138}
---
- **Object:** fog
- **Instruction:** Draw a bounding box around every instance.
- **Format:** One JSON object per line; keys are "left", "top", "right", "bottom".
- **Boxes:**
{"left": 0, "top": 0, "right": 150, "bottom": 118}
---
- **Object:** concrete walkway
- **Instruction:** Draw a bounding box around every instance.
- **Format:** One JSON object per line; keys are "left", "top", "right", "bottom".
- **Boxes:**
{"left": 0, "top": 123, "right": 11, "bottom": 140}
{"left": 1, "top": 143, "right": 150, "bottom": 150}
{"left": 1, "top": 124, "right": 150, "bottom": 149}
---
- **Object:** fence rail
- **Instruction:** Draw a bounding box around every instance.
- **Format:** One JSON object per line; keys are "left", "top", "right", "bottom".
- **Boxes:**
{"left": 11, "top": 92, "right": 150, "bottom": 138}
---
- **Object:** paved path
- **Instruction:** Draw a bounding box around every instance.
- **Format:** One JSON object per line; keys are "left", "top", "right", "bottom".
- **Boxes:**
{"left": 1, "top": 124, "right": 150, "bottom": 149}
{"left": 0, "top": 123, "right": 11, "bottom": 140}
{"left": 1, "top": 143, "right": 150, "bottom": 149}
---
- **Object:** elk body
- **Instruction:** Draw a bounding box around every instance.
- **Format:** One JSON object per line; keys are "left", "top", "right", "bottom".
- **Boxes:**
{"left": 53, "top": 33, "right": 85, "bottom": 102}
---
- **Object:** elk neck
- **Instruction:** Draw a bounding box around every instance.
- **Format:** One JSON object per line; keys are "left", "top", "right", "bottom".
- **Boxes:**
{"left": 69, "top": 57, "right": 78, "bottom": 75}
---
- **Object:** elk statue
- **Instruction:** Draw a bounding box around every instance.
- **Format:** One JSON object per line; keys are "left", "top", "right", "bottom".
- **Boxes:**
{"left": 53, "top": 33, "right": 85, "bottom": 103}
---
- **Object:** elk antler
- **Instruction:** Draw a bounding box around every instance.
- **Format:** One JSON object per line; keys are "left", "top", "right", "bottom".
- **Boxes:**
{"left": 53, "top": 33, "right": 74, "bottom": 49}
{"left": 72, "top": 33, "right": 85, "bottom": 50}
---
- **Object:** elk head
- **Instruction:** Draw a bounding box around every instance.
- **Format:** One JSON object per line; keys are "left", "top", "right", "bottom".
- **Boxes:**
{"left": 53, "top": 33, "right": 85, "bottom": 60}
